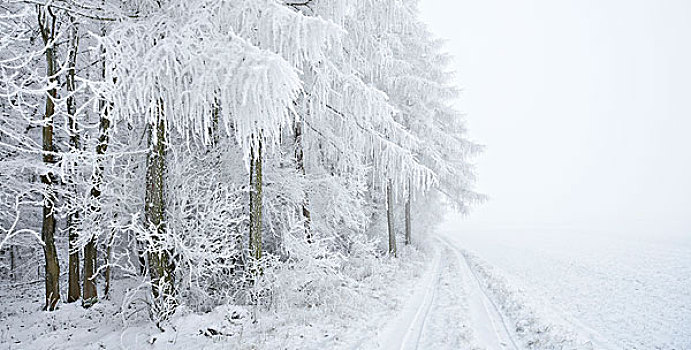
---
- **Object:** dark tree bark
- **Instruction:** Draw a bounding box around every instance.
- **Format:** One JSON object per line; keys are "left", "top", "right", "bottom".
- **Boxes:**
{"left": 38, "top": 6, "right": 61, "bottom": 311}
{"left": 211, "top": 96, "right": 220, "bottom": 146}
{"left": 82, "top": 238, "right": 97, "bottom": 306}
{"left": 66, "top": 15, "right": 81, "bottom": 304}
{"left": 84, "top": 27, "right": 111, "bottom": 306}
{"left": 67, "top": 220, "right": 81, "bottom": 303}
{"left": 294, "top": 119, "right": 312, "bottom": 243}
{"left": 10, "top": 246, "right": 16, "bottom": 282}
{"left": 249, "top": 138, "right": 263, "bottom": 262}
{"left": 103, "top": 224, "right": 115, "bottom": 298}
{"left": 387, "top": 179, "right": 396, "bottom": 257}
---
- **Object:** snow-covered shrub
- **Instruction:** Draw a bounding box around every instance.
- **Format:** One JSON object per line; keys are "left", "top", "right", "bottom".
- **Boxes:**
{"left": 165, "top": 139, "right": 248, "bottom": 311}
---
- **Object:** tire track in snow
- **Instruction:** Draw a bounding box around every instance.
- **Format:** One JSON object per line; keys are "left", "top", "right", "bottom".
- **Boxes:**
{"left": 440, "top": 237, "right": 520, "bottom": 350}
{"left": 376, "top": 248, "right": 442, "bottom": 350}
{"left": 399, "top": 253, "right": 441, "bottom": 350}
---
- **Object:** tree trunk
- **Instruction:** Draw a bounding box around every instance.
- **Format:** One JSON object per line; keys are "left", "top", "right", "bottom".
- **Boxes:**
{"left": 104, "top": 243, "right": 112, "bottom": 298}
{"left": 104, "top": 221, "right": 115, "bottom": 299}
{"left": 67, "top": 215, "right": 81, "bottom": 303}
{"left": 294, "top": 120, "right": 312, "bottom": 243}
{"left": 38, "top": 6, "right": 60, "bottom": 311}
{"left": 405, "top": 179, "right": 411, "bottom": 246}
{"left": 145, "top": 107, "right": 175, "bottom": 316}
{"left": 42, "top": 187, "right": 60, "bottom": 311}
{"left": 66, "top": 15, "right": 81, "bottom": 304}
{"left": 84, "top": 27, "right": 113, "bottom": 307}
{"left": 82, "top": 239, "right": 97, "bottom": 306}
{"left": 10, "top": 246, "right": 16, "bottom": 282}
{"left": 211, "top": 96, "right": 220, "bottom": 146}
{"left": 249, "top": 138, "right": 263, "bottom": 262}
{"left": 387, "top": 179, "right": 396, "bottom": 257}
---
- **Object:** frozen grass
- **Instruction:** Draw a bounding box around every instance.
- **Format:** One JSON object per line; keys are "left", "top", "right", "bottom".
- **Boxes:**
{"left": 461, "top": 249, "right": 596, "bottom": 350}
{"left": 443, "top": 226, "right": 691, "bottom": 350}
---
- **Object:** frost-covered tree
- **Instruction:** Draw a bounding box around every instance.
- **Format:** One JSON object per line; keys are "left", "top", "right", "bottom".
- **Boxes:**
{"left": 65, "top": 13, "right": 81, "bottom": 304}
{"left": 95, "top": 0, "right": 341, "bottom": 316}
{"left": 1, "top": 0, "right": 124, "bottom": 311}
{"left": 333, "top": 0, "right": 482, "bottom": 243}
{"left": 0, "top": 0, "right": 481, "bottom": 325}
{"left": 285, "top": 1, "right": 438, "bottom": 258}
{"left": 0, "top": 3, "right": 65, "bottom": 311}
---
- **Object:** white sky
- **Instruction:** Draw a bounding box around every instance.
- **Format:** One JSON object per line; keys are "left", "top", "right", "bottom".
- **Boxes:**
{"left": 419, "top": 0, "right": 691, "bottom": 236}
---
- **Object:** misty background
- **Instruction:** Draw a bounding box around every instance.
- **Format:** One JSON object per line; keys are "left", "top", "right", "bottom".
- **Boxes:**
{"left": 420, "top": 0, "right": 691, "bottom": 238}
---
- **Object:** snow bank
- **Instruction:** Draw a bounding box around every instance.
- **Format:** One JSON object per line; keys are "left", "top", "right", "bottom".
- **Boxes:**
{"left": 462, "top": 250, "right": 598, "bottom": 350}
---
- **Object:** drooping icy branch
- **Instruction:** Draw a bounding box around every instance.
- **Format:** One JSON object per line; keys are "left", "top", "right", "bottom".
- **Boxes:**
{"left": 100, "top": 3, "right": 300, "bottom": 163}
{"left": 222, "top": 0, "right": 345, "bottom": 68}
{"left": 298, "top": 0, "right": 438, "bottom": 194}
{"left": 98, "top": 0, "right": 350, "bottom": 165}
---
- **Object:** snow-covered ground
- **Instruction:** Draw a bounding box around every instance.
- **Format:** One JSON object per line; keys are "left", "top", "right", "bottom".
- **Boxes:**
{"left": 0, "top": 247, "right": 435, "bottom": 350}
{"left": 439, "top": 221, "right": 691, "bottom": 350}
{"left": 2, "top": 223, "right": 689, "bottom": 349}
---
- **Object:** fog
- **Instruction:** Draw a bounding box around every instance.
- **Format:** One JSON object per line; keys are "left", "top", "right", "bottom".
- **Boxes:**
{"left": 419, "top": 0, "right": 691, "bottom": 238}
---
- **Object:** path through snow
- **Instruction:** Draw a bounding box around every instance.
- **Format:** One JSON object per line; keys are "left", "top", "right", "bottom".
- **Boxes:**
{"left": 445, "top": 238, "right": 519, "bottom": 350}
{"left": 376, "top": 247, "right": 442, "bottom": 350}
{"left": 374, "top": 237, "right": 522, "bottom": 350}
{"left": 372, "top": 231, "right": 628, "bottom": 350}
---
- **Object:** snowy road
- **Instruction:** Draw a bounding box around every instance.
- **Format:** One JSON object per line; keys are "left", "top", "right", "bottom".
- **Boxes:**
{"left": 377, "top": 248, "right": 443, "bottom": 350}
{"left": 374, "top": 228, "right": 666, "bottom": 349}
{"left": 375, "top": 237, "right": 521, "bottom": 350}
{"left": 444, "top": 238, "right": 519, "bottom": 350}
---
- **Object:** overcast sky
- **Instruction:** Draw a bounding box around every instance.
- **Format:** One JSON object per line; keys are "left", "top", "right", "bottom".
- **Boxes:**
{"left": 419, "top": 0, "right": 691, "bottom": 236}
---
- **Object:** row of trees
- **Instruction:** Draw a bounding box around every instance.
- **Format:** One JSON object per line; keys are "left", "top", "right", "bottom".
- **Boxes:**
{"left": 0, "top": 0, "right": 481, "bottom": 321}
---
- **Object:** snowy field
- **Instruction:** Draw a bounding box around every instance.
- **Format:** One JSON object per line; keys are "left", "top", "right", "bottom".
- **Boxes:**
{"left": 439, "top": 220, "right": 691, "bottom": 350}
